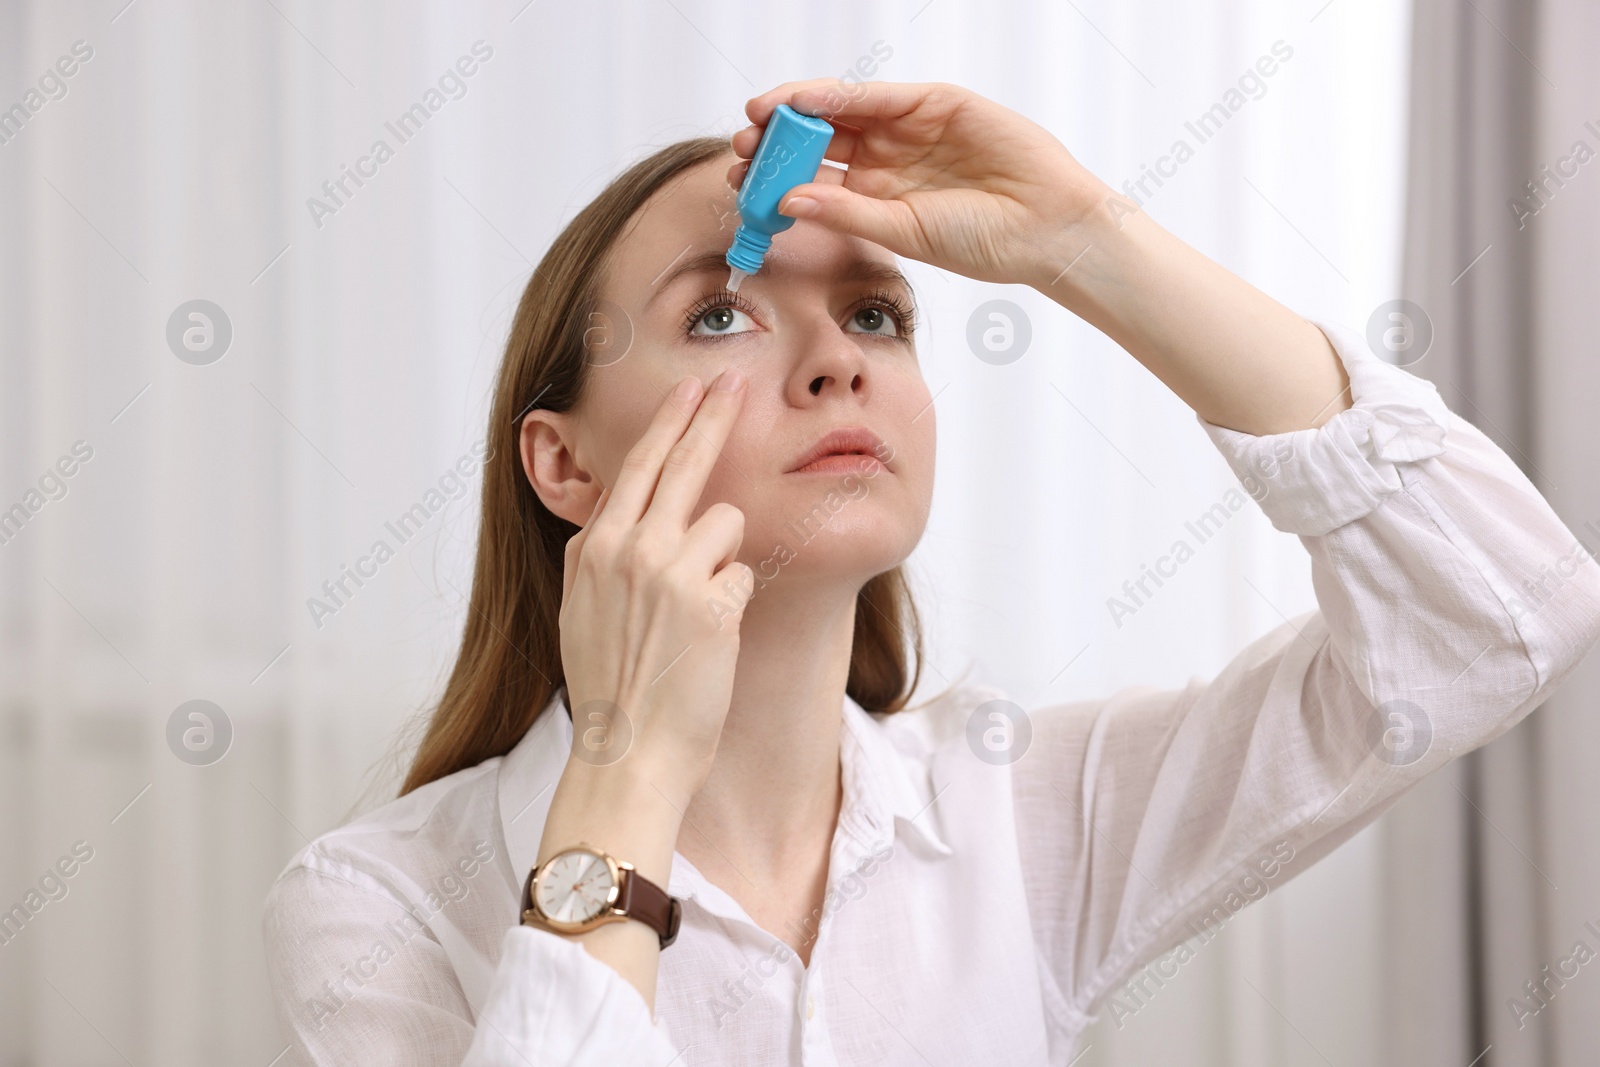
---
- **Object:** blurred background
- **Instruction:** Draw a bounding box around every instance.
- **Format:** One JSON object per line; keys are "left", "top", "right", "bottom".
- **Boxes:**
{"left": 2, "top": 0, "right": 1598, "bottom": 1064}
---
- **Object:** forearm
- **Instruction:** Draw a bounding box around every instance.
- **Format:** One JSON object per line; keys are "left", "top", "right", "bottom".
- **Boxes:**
{"left": 1029, "top": 192, "right": 1352, "bottom": 436}
{"left": 534, "top": 759, "right": 686, "bottom": 1012}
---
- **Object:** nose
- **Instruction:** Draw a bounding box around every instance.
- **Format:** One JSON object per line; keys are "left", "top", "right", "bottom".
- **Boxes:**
{"left": 787, "top": 318, "right": 870, "bottom": 405}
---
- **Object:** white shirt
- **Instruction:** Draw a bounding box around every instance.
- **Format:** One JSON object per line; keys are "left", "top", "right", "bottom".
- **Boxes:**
{"left": 261, "top": 320, "right": 1600, "bottom": 1065}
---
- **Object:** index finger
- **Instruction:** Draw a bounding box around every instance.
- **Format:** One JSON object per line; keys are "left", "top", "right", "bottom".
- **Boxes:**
{"left": 598, "top": 375, "right": 707, "bottom": 530}
{"left": 744, "top": 78, "right": 937, "bottom": 128}
{"left": 725, "top": 154, "right": 849, "bottom": 191}
{"left": 643, "top": 370, "right": 749, "bottom": 530}
{"left": 730, "top": 121, "right": 863, "bottom": 168}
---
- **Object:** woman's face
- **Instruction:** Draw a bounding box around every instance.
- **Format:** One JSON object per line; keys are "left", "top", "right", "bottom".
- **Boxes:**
{"left": 524, "top": 154, "right": 936, "bottom": 588}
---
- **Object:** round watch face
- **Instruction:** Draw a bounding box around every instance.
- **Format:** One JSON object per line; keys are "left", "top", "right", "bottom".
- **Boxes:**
{"left": 535, "top": 849, "right": 617, "bottom": 924}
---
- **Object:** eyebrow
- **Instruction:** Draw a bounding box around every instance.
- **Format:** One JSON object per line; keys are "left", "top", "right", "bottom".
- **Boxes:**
{"left": 643, "top": 249, "right": 915, "bottom": 311}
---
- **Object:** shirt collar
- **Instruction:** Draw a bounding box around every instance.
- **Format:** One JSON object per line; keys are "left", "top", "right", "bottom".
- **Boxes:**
{"left": 838, "top": 692, "right": 956, "bottom": 859}
{"left": 497, "top": 687, "right": 956, "bottom": 903}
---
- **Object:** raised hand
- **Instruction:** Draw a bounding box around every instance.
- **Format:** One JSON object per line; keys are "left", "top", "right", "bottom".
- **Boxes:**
{"left": 730, "top": 79, "right": 1111, "bottom": 288}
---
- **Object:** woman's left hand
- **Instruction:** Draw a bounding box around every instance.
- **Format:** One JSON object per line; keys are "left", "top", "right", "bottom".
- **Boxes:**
{"left": 735, "top": 77, "right": 1352, "bottom": 437}
{"left": 731, "top": 79, "right": 1110, "bottom": 289}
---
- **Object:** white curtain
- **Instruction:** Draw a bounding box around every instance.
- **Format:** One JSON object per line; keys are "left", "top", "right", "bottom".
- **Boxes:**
{"left": 0, "top": 1, "right": 1412, "bottom": 1063}
{"left": 1386, "top": 0, "right": 1600, "bottom": 1064}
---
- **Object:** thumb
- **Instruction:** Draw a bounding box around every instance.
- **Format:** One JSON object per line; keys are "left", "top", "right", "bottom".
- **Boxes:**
{"left": 778, "top": 183, "right": 918, "bottom": 256}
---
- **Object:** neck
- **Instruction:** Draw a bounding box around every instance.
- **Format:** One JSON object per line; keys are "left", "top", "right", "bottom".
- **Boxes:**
{"left": 678, "top": 572, "right": 860, "bottom": 883}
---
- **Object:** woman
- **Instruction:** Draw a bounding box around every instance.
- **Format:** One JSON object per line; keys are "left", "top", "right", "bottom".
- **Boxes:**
{"left": 261, "top": 79, "right": 1600, "bottom": 1064}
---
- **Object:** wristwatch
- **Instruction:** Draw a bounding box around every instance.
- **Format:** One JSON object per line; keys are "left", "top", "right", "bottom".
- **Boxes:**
{"left": 521, "top": 843, "right": 682, "bottom": 950}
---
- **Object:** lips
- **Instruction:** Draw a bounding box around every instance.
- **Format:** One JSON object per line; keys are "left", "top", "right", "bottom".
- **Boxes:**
{"left": 786, "top": 426, "right": 888, "bottom": 474}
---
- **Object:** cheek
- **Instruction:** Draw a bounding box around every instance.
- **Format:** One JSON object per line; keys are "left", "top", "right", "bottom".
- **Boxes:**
{"left": 696, "top": 420, "right": 764, "bottom": 510}
{"left": 889, "top": 382, "right": 937, "bottom": 482}
{"left": 584, "top": 370, "right": 682, "bottom": 483}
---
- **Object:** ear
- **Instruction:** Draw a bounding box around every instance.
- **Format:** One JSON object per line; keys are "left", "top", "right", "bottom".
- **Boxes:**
{"left": 518, "top": 410, "right": 601, "bottom": 527}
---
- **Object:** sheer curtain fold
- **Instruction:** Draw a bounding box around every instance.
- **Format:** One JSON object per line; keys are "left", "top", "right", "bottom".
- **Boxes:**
{"left": 1394, "top": 0, "right": 1600, "bottom": 1062}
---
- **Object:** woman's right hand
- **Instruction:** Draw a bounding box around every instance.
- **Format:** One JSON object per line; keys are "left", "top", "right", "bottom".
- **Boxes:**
{"left": 530, "top": 370, "right": 749, "bottom": 1007}
{"left": 555, "top": 368, "right": 752, "bottom": 811}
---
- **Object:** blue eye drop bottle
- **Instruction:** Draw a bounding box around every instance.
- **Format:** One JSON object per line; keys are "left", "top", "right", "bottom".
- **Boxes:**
{"left": 725, "top": 103, "right": 835, "bottom": 292}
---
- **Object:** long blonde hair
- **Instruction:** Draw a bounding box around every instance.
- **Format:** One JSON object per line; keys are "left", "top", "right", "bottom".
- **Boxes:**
{"left": 399, "top": 136, "right": 930, "bottom": 796}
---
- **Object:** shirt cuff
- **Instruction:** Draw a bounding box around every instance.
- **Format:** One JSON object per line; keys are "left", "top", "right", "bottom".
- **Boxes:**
{"left": 466, "top": 925, "right": 680, "bottom": 1064}
{"left": 1195, "top": 318, "right": 1453, "bottom": 537}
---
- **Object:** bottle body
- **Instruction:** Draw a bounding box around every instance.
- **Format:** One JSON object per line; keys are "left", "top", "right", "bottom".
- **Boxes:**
{"left": 725, "top": 104, "right": 835, "bottom": 283}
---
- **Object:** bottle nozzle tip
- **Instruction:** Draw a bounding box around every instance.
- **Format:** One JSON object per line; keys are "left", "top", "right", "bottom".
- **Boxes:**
{"left": 726, "top": 266, "right": 748, "bottom": 293}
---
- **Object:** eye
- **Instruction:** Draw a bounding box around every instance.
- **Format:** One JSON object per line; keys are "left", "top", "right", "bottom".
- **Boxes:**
{"left": 684, "top": 289, "right": 761, "bottom": 338}
{"left": 846, "top": 305, "right": 898, "bottom": 337}
{"left": 679, "top": 285, "right": 918, "bottom": 342}
{"left": 690, "top": 304, "right": 757, "bottom": 337}
{"left": 844, "top": 287, "right": 918, "bottom": 340}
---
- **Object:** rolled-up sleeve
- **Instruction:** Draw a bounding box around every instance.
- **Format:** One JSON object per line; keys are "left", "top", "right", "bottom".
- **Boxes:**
{"left": 262, "top": 859, "right": 683, "bottom": 1065}
{"left": 1014, "top": 319, "right": 1600, "bottom": 1033}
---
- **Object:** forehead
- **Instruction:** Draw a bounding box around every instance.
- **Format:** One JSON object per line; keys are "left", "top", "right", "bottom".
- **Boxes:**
{"left": 600, "top": 154, "right": 903, "bottom": 309}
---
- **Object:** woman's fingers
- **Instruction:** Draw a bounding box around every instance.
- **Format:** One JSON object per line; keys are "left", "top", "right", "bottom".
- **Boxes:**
{"left": 643, "top": 370, "right": 747, "bottom": 531}
{"left": 578, "top": 366, "right": 744, "bottom": 591}
{"left": 596, "top": 375, "right": 706, "bottom": 530}
{"left": 679, "top": 500, "right": 747, "bottom": 587}
{"left": 745, "top": 79, "right": 939, "bottom": 129}
{"left": 742, "top": 77, "right": 849, "bottom": 124}
{"left": 780, "top": 181, "right": 922, "bottom": 255}
{"left": 730, "top": 121, "right": 864, "bottom": 168}
{"left": 725, "top": 155, "right": 849, "bottom": 193}
{"left": 735, "top": 78, "right": 1096, "bottom": 289}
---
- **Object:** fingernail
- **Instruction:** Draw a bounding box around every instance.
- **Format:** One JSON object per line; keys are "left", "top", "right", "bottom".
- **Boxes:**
{"left": 715, "top": 368, "right": 745, "bottom": 392}
{"left": 781, "top": 196, "right": 817, "bottom": 218}
{"left": 674, "top": 376, "right": 702, "bottom": 400}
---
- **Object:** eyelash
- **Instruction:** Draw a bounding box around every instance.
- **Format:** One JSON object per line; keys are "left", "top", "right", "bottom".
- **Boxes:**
{"left": 681, "top": 286, "right": 918, "bottom": 341}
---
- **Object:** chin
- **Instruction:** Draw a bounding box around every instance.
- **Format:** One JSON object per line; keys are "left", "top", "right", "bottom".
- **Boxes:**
{"left": 742, "top": 503, "right": 920, "bottom": 582}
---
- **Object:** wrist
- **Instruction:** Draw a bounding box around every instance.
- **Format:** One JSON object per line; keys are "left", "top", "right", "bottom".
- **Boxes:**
{"left": 537, "top": 756, "right": 686, "bottom": 887}
{"left": 1028, "top": 187, "right": 1177, "bottom": 328}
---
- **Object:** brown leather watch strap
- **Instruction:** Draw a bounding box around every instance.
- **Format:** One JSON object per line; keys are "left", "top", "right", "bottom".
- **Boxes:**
{"left": 617, "top": 867, "right": 682, "bottom": 950}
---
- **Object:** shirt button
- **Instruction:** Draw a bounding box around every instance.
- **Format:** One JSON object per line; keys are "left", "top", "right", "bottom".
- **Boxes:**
{"left": 806, "top": 995, "right": 815, "bottom": 1020}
